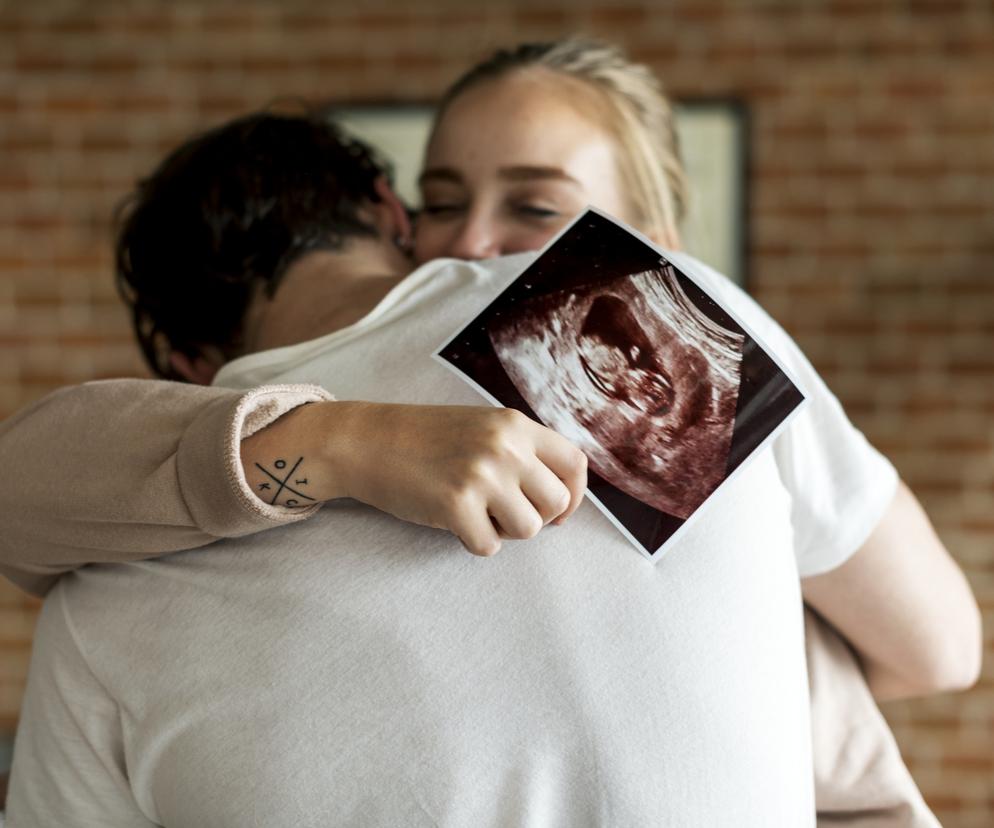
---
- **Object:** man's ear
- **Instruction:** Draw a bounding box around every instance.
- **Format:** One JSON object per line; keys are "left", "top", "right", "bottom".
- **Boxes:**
{"left": 373, "top": 176, "right": 413, "bottom": 251}
{"left": 168, "top": 350, "right": 222, "bottom": 385}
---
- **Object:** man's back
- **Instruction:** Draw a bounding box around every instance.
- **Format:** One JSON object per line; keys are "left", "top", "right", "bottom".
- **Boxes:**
{"left": 8, "top": 254, "right": 896, "bottom": 826}
{"left": 12, "top": 477, "right": 812, "bottom": 827}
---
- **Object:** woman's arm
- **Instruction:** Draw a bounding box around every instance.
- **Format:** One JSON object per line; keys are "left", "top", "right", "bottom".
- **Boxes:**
{"left": 242, "top": 401, "right": 587, "bottom": 557}
{"left": 0, "top": 379, "right": 331, "bottom": 596}
{"left": 1, "top": 381, "right": 587, "bottom": 597}
{"left": 801, "top": 479, "right": 982, "bottom": 701}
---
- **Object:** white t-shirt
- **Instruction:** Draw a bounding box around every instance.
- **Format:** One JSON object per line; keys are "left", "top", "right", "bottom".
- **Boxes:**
{"left": 8, "top": 253, "right": 897, "bottom": 827}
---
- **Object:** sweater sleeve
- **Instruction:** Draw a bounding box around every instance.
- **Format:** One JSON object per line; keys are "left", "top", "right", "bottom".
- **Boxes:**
{"left": 0, "top": 379, "right": 334, "bottom": 597}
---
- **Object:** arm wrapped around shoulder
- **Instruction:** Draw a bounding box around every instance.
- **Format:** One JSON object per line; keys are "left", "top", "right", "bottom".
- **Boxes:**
{"left": 0, "top": 379, "right": 332, "bottom": 596}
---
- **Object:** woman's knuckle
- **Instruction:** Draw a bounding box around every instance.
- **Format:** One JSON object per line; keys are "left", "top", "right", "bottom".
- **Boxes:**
{"left": 569, "top": 449, "right": 588, "bottom": 477}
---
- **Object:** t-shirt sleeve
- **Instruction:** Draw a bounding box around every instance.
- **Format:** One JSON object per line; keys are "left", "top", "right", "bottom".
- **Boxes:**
{"left": 681, "top": 257, "right": 899, "bottom": 577}
{"left": 0, "top": 379, "right": 334, "bottom": 597}
{"left": 766, "top": 325, "right": 898, "bottom": 577}
{"left": 5, "top": 587, "right": 159, "bottom": 827}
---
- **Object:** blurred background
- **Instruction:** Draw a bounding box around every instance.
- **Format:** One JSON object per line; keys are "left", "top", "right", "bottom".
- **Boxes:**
{"left": 1, "top": 0, "right": 992, "bottom": 823}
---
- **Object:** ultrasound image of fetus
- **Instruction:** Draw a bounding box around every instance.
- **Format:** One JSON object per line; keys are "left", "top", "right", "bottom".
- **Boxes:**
{"left": 489, "top": 265, "right": 744, "bottom": 519}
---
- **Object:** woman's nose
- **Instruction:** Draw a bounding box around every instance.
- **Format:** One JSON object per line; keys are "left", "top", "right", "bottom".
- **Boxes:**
{"left": 447, "top": 216, "right": 501, "bottom": 260}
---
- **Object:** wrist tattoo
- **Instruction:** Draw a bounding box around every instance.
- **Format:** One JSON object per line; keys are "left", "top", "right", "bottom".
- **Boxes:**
{"left": 254, "top": 457, "right": 315, "bottom": 507}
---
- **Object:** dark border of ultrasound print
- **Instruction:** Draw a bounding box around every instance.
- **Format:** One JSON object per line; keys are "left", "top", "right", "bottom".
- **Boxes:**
{"left": 437, "top": 211, "right": 804, "bottom": 558}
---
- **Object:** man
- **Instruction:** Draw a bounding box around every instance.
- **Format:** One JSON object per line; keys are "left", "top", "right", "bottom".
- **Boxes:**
{"left": 5, "top": 113, "right": 972, "bottom": 826}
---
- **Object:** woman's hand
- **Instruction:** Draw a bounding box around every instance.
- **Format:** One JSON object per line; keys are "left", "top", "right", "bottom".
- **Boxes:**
{"left": 241, "top": 401, "right": 588, "bottom": 556}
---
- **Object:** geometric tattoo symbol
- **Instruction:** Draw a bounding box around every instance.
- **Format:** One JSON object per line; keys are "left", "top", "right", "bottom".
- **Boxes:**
{"left": 254, "top": 457, "right": 315, "bottom": 506}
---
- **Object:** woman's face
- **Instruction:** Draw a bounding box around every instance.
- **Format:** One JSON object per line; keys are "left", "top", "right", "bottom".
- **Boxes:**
{"left": 414, "top": 72, "right": 635, "bottom": 264}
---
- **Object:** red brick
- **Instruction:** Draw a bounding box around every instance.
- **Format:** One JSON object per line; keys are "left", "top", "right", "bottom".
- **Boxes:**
{"left": 942, "top": 29, "right": 994, "bottom": 57}
{"left": 0, "top": 172, "right": 33, "bottom": 192}
{"left": 931, "top": 436, "right": 991, "bottom": 452}
{"left": 279, "top": 11, "right": 338, "bottom": 32}
{"left": 866, "top": 354, "right": 923, "bottom": 373}
{"left": 828, "top": 0, "right": 894, "bottom": 17}
{"left": 705, "top": 41, "right": 762, "bottom": 62}
{"left": 0, "top": 16, "right": 25, "bottom": 36}
{"left": 168, "top": 56, "right": 233, "bottom": 73}
{"left": 931, "top": 203, "right": 992, "bottom": 219}
{"left": 201, "top": 10, "right": 261, "bottom": 34}
{"left": 890, "top": 159, "right": 950, "bottom": 178}
{"left": 39, "top": 95, "right": 104, "bottom": 114}
{"left": 392, "top": 53, "right": 445, "bottom": 71}
{"left": 310, "top": 54, "right": 370, "bottom": 73}
{"left": 672, "top": 2, "right": 729, "bottom": 23}
{"left": 240, "top": 55, "right": 293, "bottom": 74}
{"left": 111, "top": 11, "right": 179, "bottom": 35}
{"left": 79, "top": 133, "right": 135, "bottom": 153}
{"left": 909, "top": 0, "right": 969, "bottom": 14}
{"left": 926, "top": 796, "right": 965, "bottom": 813}
{"left": 852, "top": 202, "right": 912, "bottom": 219}
{"left": 947, "top": 355, "right": 994, "bottom": 374}
{"left": 850, "top": 119, "right": 910, "bottom": 140}
{"left": 196, "top": 94, "right": 251, "bottom": 117}
{"left": 765, "top": 119, "right": 828, "bottom": 141}
{"left": 589, "top": 6, "right": 649, "bottom": 27}
{"left": 824, "top": 317, "right": 880, "bottom": 336}
{"left": 740, "top": 79, "right": 787, "bottom": 99}
{"left": 855, "top": 31, "right": 932, "bottom": 59}
{"left": 813, "top": 160, "right": 868, "bottom": 180}
{"left": 11, "top": 214, "right": 66, "bottom": 232}
{"left": 46, "top": 15, "right": 99, "bottom": 35}
{"left": 355, "top": 11, "right": 420, "bottom": 31}
{"left": 513, "top": 8, "right": 571, "bottom": 29}
{"left": 781, "top": 37, "right": 839, "bottom": 60}
{"left": 57, "top": 333, "right": 132, "bottom": 348}
{"left": 14, "top": 53, "right": 67, "bottom": 73}
{"left": 888, "top": 77, "right": 949, "bottom": 98}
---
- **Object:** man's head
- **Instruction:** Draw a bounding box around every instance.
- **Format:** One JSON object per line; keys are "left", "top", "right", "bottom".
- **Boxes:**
{"left": 115, "top": 112, "right": 410, "bottom": 382}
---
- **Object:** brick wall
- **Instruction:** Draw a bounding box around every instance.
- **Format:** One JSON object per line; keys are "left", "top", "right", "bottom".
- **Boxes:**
{"left": 1, "top": 0, "right": 992, "bottom": 822}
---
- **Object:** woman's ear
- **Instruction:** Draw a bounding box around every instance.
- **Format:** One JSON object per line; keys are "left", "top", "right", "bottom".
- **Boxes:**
{"left": 373, "top": 176, "right": 413, "bottom": 252}
{"left": 168, "top": 350, "right": 223, "bottom": 385}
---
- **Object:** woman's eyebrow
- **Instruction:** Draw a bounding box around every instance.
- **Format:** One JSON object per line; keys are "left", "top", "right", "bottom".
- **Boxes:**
{"left": 498, "top": 165, "right": 581, "bottom": 185}
{"left": 418, "top": 167, "right": 463, "bottom": 186}
{"left": 418, "top": 165, "right": 582, "bottom": 187}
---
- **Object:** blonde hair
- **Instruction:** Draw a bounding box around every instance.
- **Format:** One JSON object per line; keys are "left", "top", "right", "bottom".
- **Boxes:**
{"left": 435, "top": 38, "right": 688, "bottom": 246}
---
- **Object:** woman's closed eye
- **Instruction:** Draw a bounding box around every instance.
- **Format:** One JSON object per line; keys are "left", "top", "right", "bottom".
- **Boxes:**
{"left": 513, "top": 204, "right": 562, "bottom": 220}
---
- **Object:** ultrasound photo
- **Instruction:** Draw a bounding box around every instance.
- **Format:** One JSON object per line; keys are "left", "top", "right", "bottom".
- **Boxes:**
{"left": 435, "top": 209, "right": 806, "bottom": 561}
{"left": 489, "top": 266, "right": 743, "bottom": 520}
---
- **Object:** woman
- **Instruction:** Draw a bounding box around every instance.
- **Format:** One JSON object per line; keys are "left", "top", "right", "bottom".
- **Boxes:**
{"left": 1, "top": 39, "right": 974, "bottom": 822}
{"left": 415, "top": 41, "right": 685, "bottom": 261}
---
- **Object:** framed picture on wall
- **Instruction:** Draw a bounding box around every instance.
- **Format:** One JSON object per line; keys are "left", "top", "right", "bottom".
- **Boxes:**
{"left": 334, "top": 100, "right": 747, "bottom": 286}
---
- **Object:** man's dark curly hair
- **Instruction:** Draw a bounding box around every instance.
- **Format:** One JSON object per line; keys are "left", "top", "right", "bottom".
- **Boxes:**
{"left": 115, "top": 111, "right": 390, "bottom": 380}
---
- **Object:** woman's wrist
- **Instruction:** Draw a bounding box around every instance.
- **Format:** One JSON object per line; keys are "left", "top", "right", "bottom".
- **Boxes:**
{"left": 240, "top": 400, "right": 360, "bottom": 508}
